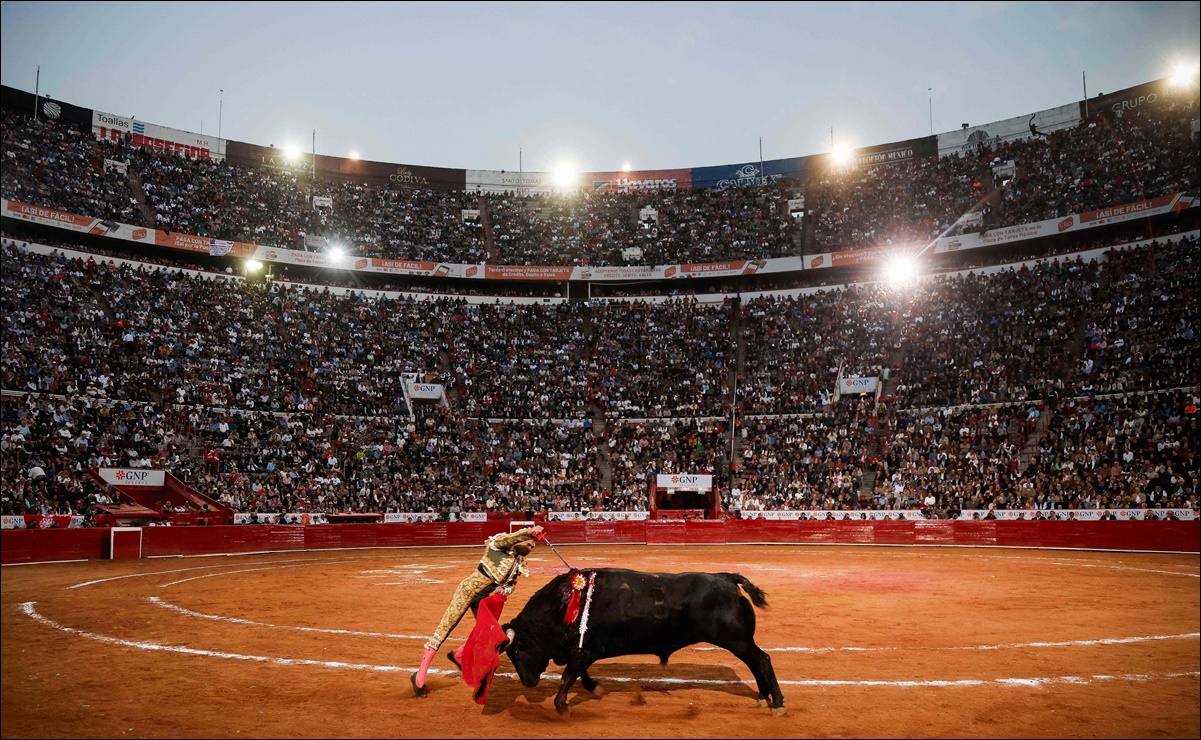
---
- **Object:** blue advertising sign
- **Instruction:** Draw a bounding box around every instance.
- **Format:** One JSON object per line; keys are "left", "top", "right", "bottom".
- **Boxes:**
{"left": 690, "top": 156, "right": 807, "bottom": 190}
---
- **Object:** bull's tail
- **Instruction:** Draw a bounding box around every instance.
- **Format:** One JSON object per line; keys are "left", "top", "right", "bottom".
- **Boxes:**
{"left": 724, "top": 573, "right": 768, "bottom": 608}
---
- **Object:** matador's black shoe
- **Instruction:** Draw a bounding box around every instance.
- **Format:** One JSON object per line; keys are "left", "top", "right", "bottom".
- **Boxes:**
{"left": 411, "top": 672, "right": 428, "bottom": 698}
{"left": 448, "top": 651, "right": 463, "bottom": 672}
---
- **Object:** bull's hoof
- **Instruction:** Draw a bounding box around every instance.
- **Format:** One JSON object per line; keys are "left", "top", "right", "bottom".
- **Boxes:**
{"left": 757, "top": 699, "right": 768, "bottom": 709}
{"left": 410, "top": 673, "right": 428, "bottom": 698}
{"left": 770, "top": 706, "right": 787, "bottom": 717}
{"left": 555, "top": 702, "right": 571, "bottom": 717}
{"left": 591, "top": 685, "right": 607, "bottom": 698}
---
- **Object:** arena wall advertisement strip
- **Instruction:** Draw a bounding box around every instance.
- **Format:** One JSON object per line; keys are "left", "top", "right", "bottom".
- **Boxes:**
{"left": 936, "top": 102, "right": 1080, "bottom": 157}
{"left": 93, "top": 110, "right": 226, "bottom": 161}
{"left": 690, "top": 156, "right": 807, "bottom": 190}
{"left": 584, "top": 168, "right": 692, "bottom": 193}
{"left": 3, "top": 521, "right": 1197, "bottom": 563}
{"left": 1, "top": 200, "right": 154, "bottom": 243}
{"left": 0, "top": 84, "right": 94, "bottom": 127}
{"left": 959, "top": 509, "right": 1197, "bottom": 521}
{"left": 465, "top": 169, "right": 557, "bottom": 195}
{"left": 932, "top": 191, "right": 1190, "bottom": 255}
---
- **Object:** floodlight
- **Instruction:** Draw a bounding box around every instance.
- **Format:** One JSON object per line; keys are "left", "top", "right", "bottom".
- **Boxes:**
{"left": 621, "top": 163, "right": 632, "bottom": 172}
{"left": 553, "top": 164, "right": 578, "bottom": 188}
{"left": 349, "top": 150, "right": 361, "bottom": 160}
{"left": 245, "top": 260, "right": 263, "bottom": 272}
{"left": 328, "top": 246, "right": 345, "bottom": 261}
{"left": 832, "top": 143, "right": 854, "bottom": 165}
{"left": 885, "top": 256, "right": 918, "bottom": 286}
{"left": 1170, "top": 62, "right": 1199, "bottom": 86}
{"left": 284, "top": 144, "right": 301, "bottom": 162}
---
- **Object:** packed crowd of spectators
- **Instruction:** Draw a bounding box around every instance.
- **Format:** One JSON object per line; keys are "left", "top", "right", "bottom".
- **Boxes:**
{"left": 1, "top": 111, "right": 139, "bottom": 223}
{"left": 489, "top": 182, "right": 801, "bottom": 266}
{"left": 805, "top": 91, "right": 1199, "bottom": 254}
{"left": 1, "top": 225, "right": 1197, "bottom": 520}
{"left": 4, "top": 94, "right": 1196, "bottom": 267}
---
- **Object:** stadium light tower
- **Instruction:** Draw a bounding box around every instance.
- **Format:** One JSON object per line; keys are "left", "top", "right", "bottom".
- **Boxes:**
{"left": 553, "top": 164, "right": 578, "bottom": 191}
{"left": 1170, "top": 62, "right": 1199, "bottom": 87}
{"left": 832, "top": 142, "right": 854, "bottom": 166}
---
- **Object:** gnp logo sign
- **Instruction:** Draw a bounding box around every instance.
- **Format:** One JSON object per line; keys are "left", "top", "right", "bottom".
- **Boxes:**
{"left": 98, "top": 468, "right": 165, "bottom": 487}
{"left": 839, "top": 376, "right": 879, "bottom": 395}
{"left": 655, "top": 473, "right": 713, "bottom": 490}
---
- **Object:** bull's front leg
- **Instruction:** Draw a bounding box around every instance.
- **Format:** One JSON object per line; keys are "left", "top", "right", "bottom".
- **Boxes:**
{"left": 553, "top": 657, "right": 596, "bottom": 716}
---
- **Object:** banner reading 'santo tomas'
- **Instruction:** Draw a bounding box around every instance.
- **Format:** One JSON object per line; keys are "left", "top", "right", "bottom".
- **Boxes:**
{"left": 465, "top": 169, "right": 557, "bottom": 195}
{"left": 690, "top": 156, "right": 807, "bottom": 190}
{"left": 584, "top": 168, "right": 692, "bottom": 193}
{"left": 93, "top": 110, "right": 226, "bottom": 161}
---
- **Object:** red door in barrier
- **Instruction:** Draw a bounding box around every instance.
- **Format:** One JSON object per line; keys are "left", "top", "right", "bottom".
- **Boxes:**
{"left": 109, "top": 527, "right": 142, "bottom": 560}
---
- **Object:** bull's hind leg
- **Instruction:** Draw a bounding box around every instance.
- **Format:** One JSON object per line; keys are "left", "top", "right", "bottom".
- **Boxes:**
{"left": 579, "top": 670, "right": 606, "bottom": 697}
{"left": 719, "top": 637, "right": 785, "bottom": 715}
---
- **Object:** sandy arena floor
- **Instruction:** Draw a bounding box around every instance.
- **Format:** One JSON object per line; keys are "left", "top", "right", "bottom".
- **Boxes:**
{"left": 1, "top": 544, "right": 1198, "bottom": 738}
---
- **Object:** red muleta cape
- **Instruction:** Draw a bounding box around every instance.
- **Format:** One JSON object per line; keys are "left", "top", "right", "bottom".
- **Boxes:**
{"left": 460, "top": 592, "right": 509, "bottom": 704}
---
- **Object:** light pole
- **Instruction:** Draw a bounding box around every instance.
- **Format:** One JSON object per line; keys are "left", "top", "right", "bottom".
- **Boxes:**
{"left": 218, "top": 89, "right": 223, "bottom": 148}
{"left": 928, "top": 87, "right": 933, "bottom": 136}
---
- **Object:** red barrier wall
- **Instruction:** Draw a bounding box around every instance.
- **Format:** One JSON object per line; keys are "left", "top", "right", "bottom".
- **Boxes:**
{"left": 2, "top": 521, "right": 1197, "bottom": 565}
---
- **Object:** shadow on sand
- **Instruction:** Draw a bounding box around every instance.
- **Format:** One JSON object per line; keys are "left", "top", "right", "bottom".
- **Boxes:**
{"left": 482, "top": 660, "right": 758, "bottom": 718}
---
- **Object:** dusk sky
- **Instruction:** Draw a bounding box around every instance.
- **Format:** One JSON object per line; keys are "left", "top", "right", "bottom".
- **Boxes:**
{"left": 1, "top": 1, "right": 1198, "bottom": 173}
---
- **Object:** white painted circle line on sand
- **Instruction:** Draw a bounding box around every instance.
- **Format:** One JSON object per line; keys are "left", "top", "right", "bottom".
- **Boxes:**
{"left": 18, "top": 603, "right": 1200, "bottom": 689}
{"left": 694, "top": 632, "right": 1201, "bottom": 653}
{"left": 146, "top": 594, "right": 1196, "bottom": 653}
{"left": 159, "top": 559, "right": 358, "bottom": 588}
{"left": 146, "top": 597, "right": 462, "bottom": 642}
{"left": 68, "top": 557, "right": 341, "bottom": 590}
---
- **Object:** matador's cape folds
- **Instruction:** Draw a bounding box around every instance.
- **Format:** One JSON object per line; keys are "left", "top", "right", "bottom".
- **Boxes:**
{"left": 460, "top": 592, "right": 509, "bottom": 704}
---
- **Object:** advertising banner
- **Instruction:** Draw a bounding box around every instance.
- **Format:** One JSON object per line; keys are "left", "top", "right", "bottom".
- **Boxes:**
{"left": 958, "top": 509, "right": 1196, "bottom": 521}
{"left": 690, "top": 156, "right": 807, "bottom": 190}
{"left": 584, "top": 168, "right": 692, "bottom": 193}
{"left": 93, "top": 110, "right": 226, "bottom": 161}
{"left": 406, "top": 382, "right": 444, "bottom": 400}
{"left": 655, "top": 473, "right": 713, "bottom": 490}
{"left": 937, "top": 102, "right": 1080, "bottom": 157}
{"left": 839, "top": 376, "right": 878, "bottom": 395}
{"left": 465, "top": 169, "right": 557, "bottom": 195}
{"left": 383, "top": 512, "right": 440, "bottom": 523}
{"left": 222, "top": 141, "right": 465, "bottom": 190}
{"left": 103, "top": 158, "right": 128, "bottom": 175}
{"left": 852, "top": 136, "right": 938, "bottom": 168}
{"left": 1, "top": 515, "right": 26, "bottom": 530}
{"left": 1085, "top": 77, "right": 1179, "bottom": 119}
{"left": 482, "top": 264, "right": 574, "bottom": 281}
{"left": 459, "top": 512, "right": 488, "bottom": 522}
{"left": 548, "top": 511, "right": 588, "bottom": 521}
{"left": 587, "top": 511, "right": 650, "bottom": 521}
{"left": 97, "top": 468, "right": 166, "bottom": 487}
{"left": 156, "top": 229, "right": 256, "bottom": 258}
{"left": 1, "top": 84, "right": 94, "bottom": 127}
{"left": 933, "top": 192, "right": 1187, "bottom": 255}
{"left": 740, "top": 510, "right": 927, "bottom": 520}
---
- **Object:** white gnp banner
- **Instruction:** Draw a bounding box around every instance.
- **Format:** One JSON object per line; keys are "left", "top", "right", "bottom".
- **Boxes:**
{"left": 957, "top": 509, "right": 1197, "bottom": 521}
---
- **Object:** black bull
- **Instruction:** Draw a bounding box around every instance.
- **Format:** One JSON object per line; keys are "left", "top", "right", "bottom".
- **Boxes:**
{"left": 502, "top": 568, "right": 785, "bottom": 716}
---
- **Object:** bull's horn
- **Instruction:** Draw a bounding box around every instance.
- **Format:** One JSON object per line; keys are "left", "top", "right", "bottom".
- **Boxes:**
{"left": 505, "top": 628, "right": 515, "bottom": 642}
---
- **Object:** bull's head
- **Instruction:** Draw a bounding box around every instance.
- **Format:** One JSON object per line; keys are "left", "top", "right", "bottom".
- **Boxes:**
{"left": 502, "top": 625, "right": 549, "bottom": 688}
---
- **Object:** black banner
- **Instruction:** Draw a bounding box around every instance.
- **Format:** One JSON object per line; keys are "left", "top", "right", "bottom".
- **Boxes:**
{"left": 224, "top": 140, "right": 465, "bottom": 191}
{"left": 0, "top": 84, "right": 93, "bottom": 127}
{"left": 852, "top": 135, "right": 938, "bottom": 168}
{"left": 1084, "top": 77, "right": 1179, "bottom": 119}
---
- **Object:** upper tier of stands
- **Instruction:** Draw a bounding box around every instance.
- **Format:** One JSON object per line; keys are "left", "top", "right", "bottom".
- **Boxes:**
{"left": 3, "top": 85, "right": 1195, "bottom": 267}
